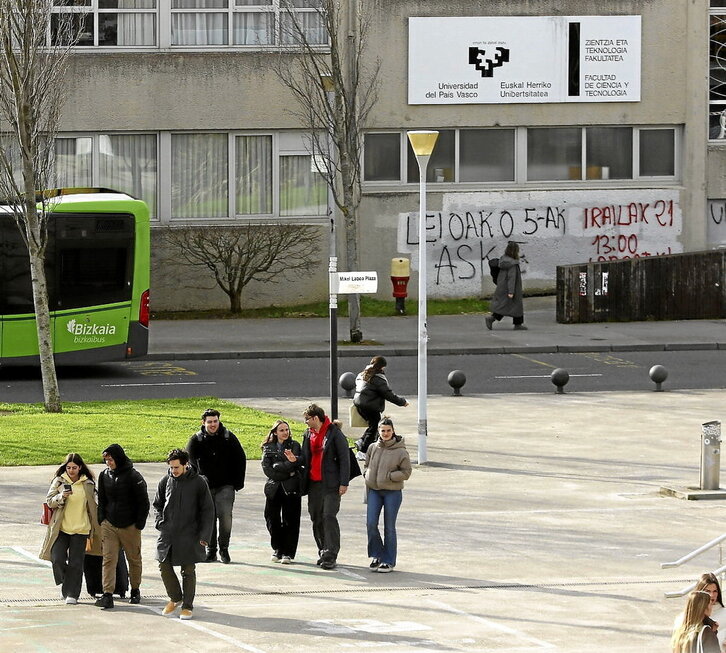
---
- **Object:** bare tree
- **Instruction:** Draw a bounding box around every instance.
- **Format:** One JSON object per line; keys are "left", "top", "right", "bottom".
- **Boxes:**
{"left": 276, "top": 0, "right": 380, "bottom": 342}
{"left": 0, "top": 0, "right": 78, "bottom": 412}
{"left": 162, "top": 224, "right": 321, "bottom": 314}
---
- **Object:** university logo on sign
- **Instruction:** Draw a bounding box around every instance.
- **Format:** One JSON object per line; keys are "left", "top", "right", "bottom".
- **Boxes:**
{"left": 468, "top": 46, "right": 510, "bottom": 78}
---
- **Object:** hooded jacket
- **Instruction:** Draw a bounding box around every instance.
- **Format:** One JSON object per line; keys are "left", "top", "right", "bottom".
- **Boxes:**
{"left": 353, "top": 371, "right": 407, "bottom": 414}
{"left": 97, "top": 444, "right": 150, "bottom": 530}
{"left": 186, "top": 423, "right": 247, "bottom": 491}
{"left": 490, "top": 254, "right": 523, "bottom": 318}
{"left": 153, "top": 465, "right": 214, "bottom": 566}
{"left": 364, "top": 436, "right": 412, "bottom": 491}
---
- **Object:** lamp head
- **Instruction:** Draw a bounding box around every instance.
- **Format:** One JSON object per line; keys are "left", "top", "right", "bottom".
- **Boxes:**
{"left": 407, "top": 130, "right": 439, "bottom": 157}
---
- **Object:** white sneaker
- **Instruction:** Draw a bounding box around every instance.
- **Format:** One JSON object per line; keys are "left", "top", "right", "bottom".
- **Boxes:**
{"left": 281, "top": 555, "right": 292, "bottom": 564}
{"left": 65, "top": 597, "right": 78, "bottom": 604}
{"left": 271, "top": 552, "right": 281, "bottom": 562}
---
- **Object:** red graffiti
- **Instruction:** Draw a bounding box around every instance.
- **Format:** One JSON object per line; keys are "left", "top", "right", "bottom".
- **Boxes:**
{"left": 583, "top": 200, "right": 674, "bottom": 229}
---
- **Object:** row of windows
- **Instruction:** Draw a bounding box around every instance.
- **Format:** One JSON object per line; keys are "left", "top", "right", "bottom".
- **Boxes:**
{"left": 363, "top": 127, "right": 678, "bottom": 184}
{"left": 50, "top": 0, "right": 327, "bottom": 47}
{"left": 6, "top": 127, "right": 678, "bottom": 224}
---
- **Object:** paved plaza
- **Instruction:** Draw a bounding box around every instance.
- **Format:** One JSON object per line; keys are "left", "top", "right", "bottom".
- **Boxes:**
{"left": 2, "top": 390, "right": 725, "bottom": 652}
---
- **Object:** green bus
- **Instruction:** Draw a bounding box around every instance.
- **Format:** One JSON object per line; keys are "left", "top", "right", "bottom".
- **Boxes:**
{"left": 0, "top": 189, "right": 150, "bottom": 364}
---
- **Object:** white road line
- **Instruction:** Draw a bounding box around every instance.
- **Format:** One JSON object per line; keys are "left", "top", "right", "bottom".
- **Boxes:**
{"left": 101, "top": 382, "right": 217, "bottom": 387}
{"left": 494, "top": 374, "right": 603, "bottom": 379}
{"left": 0, "top": 622, "right": 68, "bottom": 632}
{"left": 427, "top": 599, "right": 556, "bottom": 649}
{"left": 137, "top": 604, "right": 267, "bottom": 652}
{"left": 337, "top": 567, "right": 367, "bottom": 581}
{"left": 9, "top": 546, "right": 52, "bottom": 567}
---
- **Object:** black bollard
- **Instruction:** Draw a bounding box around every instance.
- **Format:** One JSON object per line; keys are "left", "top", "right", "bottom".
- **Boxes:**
{"left": 649, "top": 365, "right": 668, "bottom": 392}
{"left": 339, "top": 372, "right": 356, "bottom": 398}
{"left": 551, "top": 368, "right": 569, "bottom": 394}
{"left": 447, "top": 370, "right": 466, "bottom": 396}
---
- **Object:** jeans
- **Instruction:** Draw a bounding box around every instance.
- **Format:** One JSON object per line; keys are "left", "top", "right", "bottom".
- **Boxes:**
{"left": 307, "top": 481, "right": 341, "bottom": 561}
{"left": 264, "top": 486, "right": 301, "bottom": 559}
{"left": 159, "top": 561, "right": 196, "bottom": 610}
{"left": 101, "top": 521, "right": 142, "bottom": 594}
{"left": 209, "top": 485, "right": 235, "bottom": 552}
{"left": 51, "top": 531, "right": 87, "bottom": 599}
{"left": 366, "top": 489, "right": 402, "bottom": 566}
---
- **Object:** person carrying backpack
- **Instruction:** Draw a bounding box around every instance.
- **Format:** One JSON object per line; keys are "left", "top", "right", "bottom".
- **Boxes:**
{"left": 485, "top": 241, "right": 527, "bottom": 331}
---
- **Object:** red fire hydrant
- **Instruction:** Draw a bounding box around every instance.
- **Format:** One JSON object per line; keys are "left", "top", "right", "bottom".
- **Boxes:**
{"left": 391, "top": 257, "right": 410, "bottom": 315}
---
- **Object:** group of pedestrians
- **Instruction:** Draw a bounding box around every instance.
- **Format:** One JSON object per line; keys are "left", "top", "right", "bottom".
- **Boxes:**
{"left": 672, "top": 573, "right": 726, "bottom": 652}
{"left": 41, "top": 398, "right": 413, "bottom": 620}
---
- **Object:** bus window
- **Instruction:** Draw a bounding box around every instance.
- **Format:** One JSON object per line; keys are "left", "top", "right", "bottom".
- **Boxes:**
{"left": 54, "top": 214, "right": 133, "bottom": 310}
{"left": 1, "top": 216, "right": 34, "bottom": 315}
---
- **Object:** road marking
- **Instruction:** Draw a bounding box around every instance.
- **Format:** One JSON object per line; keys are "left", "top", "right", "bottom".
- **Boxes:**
{"left": 101, "top": 382, "right": 217, "bottom": 387}
{"left": 9, "top": 546, "right": 51, "bottom": 567}
{"left": 511, "top": 353, "right": 559, "bottom": 369}
{"left": 494, "top": 373, "right": 603, "bottom": 379}
{"left": 427, "top": 599, "right": 556, "bottom": 649}
{"left": 0, "top": 622, "right": 69, "bottom": 632}
{"left": 337, "top": 567, "right": 367, "bottom": 581}
{"left": 137, "top": 604, "right": 267, "bottom": 652}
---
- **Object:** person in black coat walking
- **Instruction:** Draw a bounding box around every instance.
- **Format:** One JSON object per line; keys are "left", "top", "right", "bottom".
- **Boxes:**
{"left": 186, "top": 408, "right": 246, "bottom": 564}
{"left": 486, "top": 241, "right": 526, "bottom": 331}
{"left": 261, "top": 420, "right": 303, "bottom": 564}
{"left": 353, "top": 356, "right": 408, "bottom": 453}
{"left": 95, "top": 443, "right": 149, "bottom": 610}
{"left": 154, "top": 448, "right": 214, "bottom": 621}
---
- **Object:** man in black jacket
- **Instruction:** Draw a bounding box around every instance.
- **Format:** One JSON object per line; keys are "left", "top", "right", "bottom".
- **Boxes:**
{"left": 300, "top": 403, "right": 350, "bottom": 570}
{"left": 154, "top": 448, "right": 214, "bottom": 621}
{"left": 95, "top": 443, "right": 150, "bottom": 610}
{"left": 186, "top": 408, "right": 246, "bottom": 564}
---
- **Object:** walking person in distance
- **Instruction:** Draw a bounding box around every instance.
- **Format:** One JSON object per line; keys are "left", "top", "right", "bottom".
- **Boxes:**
{"left": 486, "top": 241, "right": 527, "bottom": 331}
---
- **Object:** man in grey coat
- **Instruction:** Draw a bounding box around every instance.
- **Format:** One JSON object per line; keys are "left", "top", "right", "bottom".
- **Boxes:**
{"left": 153, "top": 448, "right": 214, "bottom": 620}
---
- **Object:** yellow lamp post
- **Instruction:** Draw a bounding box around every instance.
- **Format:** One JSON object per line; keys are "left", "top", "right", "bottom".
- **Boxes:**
{"left": 407, "top": 130, "right": 438, "bottom": 464}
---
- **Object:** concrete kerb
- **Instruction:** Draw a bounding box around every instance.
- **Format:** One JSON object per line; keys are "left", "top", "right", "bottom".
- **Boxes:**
{"left": 2, "top": 390, "right": 726, "bottom": 652}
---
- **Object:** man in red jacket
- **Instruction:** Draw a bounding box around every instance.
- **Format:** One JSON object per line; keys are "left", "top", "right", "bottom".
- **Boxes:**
{"left": 300, "top": 404, "right": 350, "bottom": 570}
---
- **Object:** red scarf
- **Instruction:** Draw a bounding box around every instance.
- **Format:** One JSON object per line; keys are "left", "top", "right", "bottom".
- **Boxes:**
{"left": 308, "top": 417, "right": 330, "bottom": 481}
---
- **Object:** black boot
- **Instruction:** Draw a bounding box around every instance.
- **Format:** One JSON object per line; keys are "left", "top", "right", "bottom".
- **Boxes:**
{"left": 129, "top": 588, "right": 141, "bottom": 604}
{"left": 95, "top": 592, "right": 114, "bottom": 609}
{"left": 219, "top": 548, "right": 231, "bottom": 564}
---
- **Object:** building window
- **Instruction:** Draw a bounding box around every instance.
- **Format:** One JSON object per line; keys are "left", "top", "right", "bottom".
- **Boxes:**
{"left": 363, "top": 133, "right": 401, "bottom": 182}
{"left": 236, "top": 134, "right": 272, "bottom": 214}
{"left": 639, "top": 129, "right": 675, "bottom": 177}
{"left": 279, "top": 154, "right": 326, "bottom": 216}
{"left": 711, "top": 2, "right": 726, "bottom": 139}
{"left": 407, "top": 129, "right": 455, "bottom": 183}
{"left": 460, "top": 129, "right": 515, "bottom": 182}
{"left": 526, "top": 128, "right": 581, "bottom": 181}
{"left": 52, "top": 0, "right": 157, "bottom": 47}
{"left": 54, "top": 134, "right": 158, "bottom": 217}
{"left": 171, "top": 133, "right": 228, "bottom": 218}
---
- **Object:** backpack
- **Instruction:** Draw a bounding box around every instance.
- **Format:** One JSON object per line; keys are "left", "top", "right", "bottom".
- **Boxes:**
{"left": 488, "top": 257, "right": 500, "bottom": 284}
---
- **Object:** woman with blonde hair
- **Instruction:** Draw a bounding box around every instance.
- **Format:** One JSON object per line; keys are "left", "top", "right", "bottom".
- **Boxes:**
{"left": 671, "top": 590, "right": 720, "bottom": 652}
{"left": 39, "top": 453, "right": 102, "bottom": 604}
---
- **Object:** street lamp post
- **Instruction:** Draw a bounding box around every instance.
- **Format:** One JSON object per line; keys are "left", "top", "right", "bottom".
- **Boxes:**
{"left": 321, "top": 74, "right": 339, "bottom": 419}
{"left": 407, "top": 130, "right": 438, "bottom": 465}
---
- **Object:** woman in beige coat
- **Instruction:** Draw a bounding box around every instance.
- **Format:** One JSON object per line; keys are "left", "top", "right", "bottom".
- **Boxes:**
{"left": 39, "top": 453, "right": 102, "bottom": 604}
{"left": 364, "top": 418, "right": 412, "bottom": 573}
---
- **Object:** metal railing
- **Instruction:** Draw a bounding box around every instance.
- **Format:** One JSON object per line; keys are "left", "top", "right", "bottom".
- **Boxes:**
{"left": 661, "top": 533, "right": 726, "bottom": 597}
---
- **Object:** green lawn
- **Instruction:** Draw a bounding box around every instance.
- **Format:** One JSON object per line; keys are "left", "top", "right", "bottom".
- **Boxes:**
{"left": 0, "top": 397, "right": 306, "bottom": 467}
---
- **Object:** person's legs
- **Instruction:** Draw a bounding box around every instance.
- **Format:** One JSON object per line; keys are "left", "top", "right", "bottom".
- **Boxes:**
{"left": 180, "top": 563, "right": 196, "bottom": 610}
{"left": 159, "top": 560, "right": 182, "bottom": 603}
{"left": 356, "top": 408, "right": 380, "bottom": 453}
{"left": 116, "top": 525, "right": 143, "bottom": 593}
{"left": 63, "top": 533, "right": 88, "bottom": 599}
{"left": 492, "top": 312, "right": 504, "bottom": 321}
{"left": 264, "top": 489, "right": 284, "bottom": 556}
{"left": 281, "top": 493, "right": 302, "bottom": 559}
{"left": 380, "top": 490, "right": 403, "bottom": 566}
{"left": 306, "top": 481, "right": 325, "bottom": 555}
{"left": 213, "top": 485, "right": 235, "bottom": 553}
{"left": 101, "top": 521, "right": 120, "bottom": 595}
{"left": 366, "top": 489, "right": 384, "bottom": 561}
{"left": 321, "top": 489, "right": 342, "bottom": 562}
{"left": 50, "top": 531, "right": 70, "bottom": 589}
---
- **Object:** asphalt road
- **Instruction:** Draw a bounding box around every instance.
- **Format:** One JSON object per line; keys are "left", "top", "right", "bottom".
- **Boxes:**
{"left": 2, "top": 349, "right": 725, "bottom": 403}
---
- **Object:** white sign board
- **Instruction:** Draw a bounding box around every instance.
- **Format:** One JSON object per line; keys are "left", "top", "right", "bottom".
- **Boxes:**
{"left": 408, "top": 15, "right": 641, "bottom": 104}
{"left": 336, "top": 271, "right": 378, "bottom": 294}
